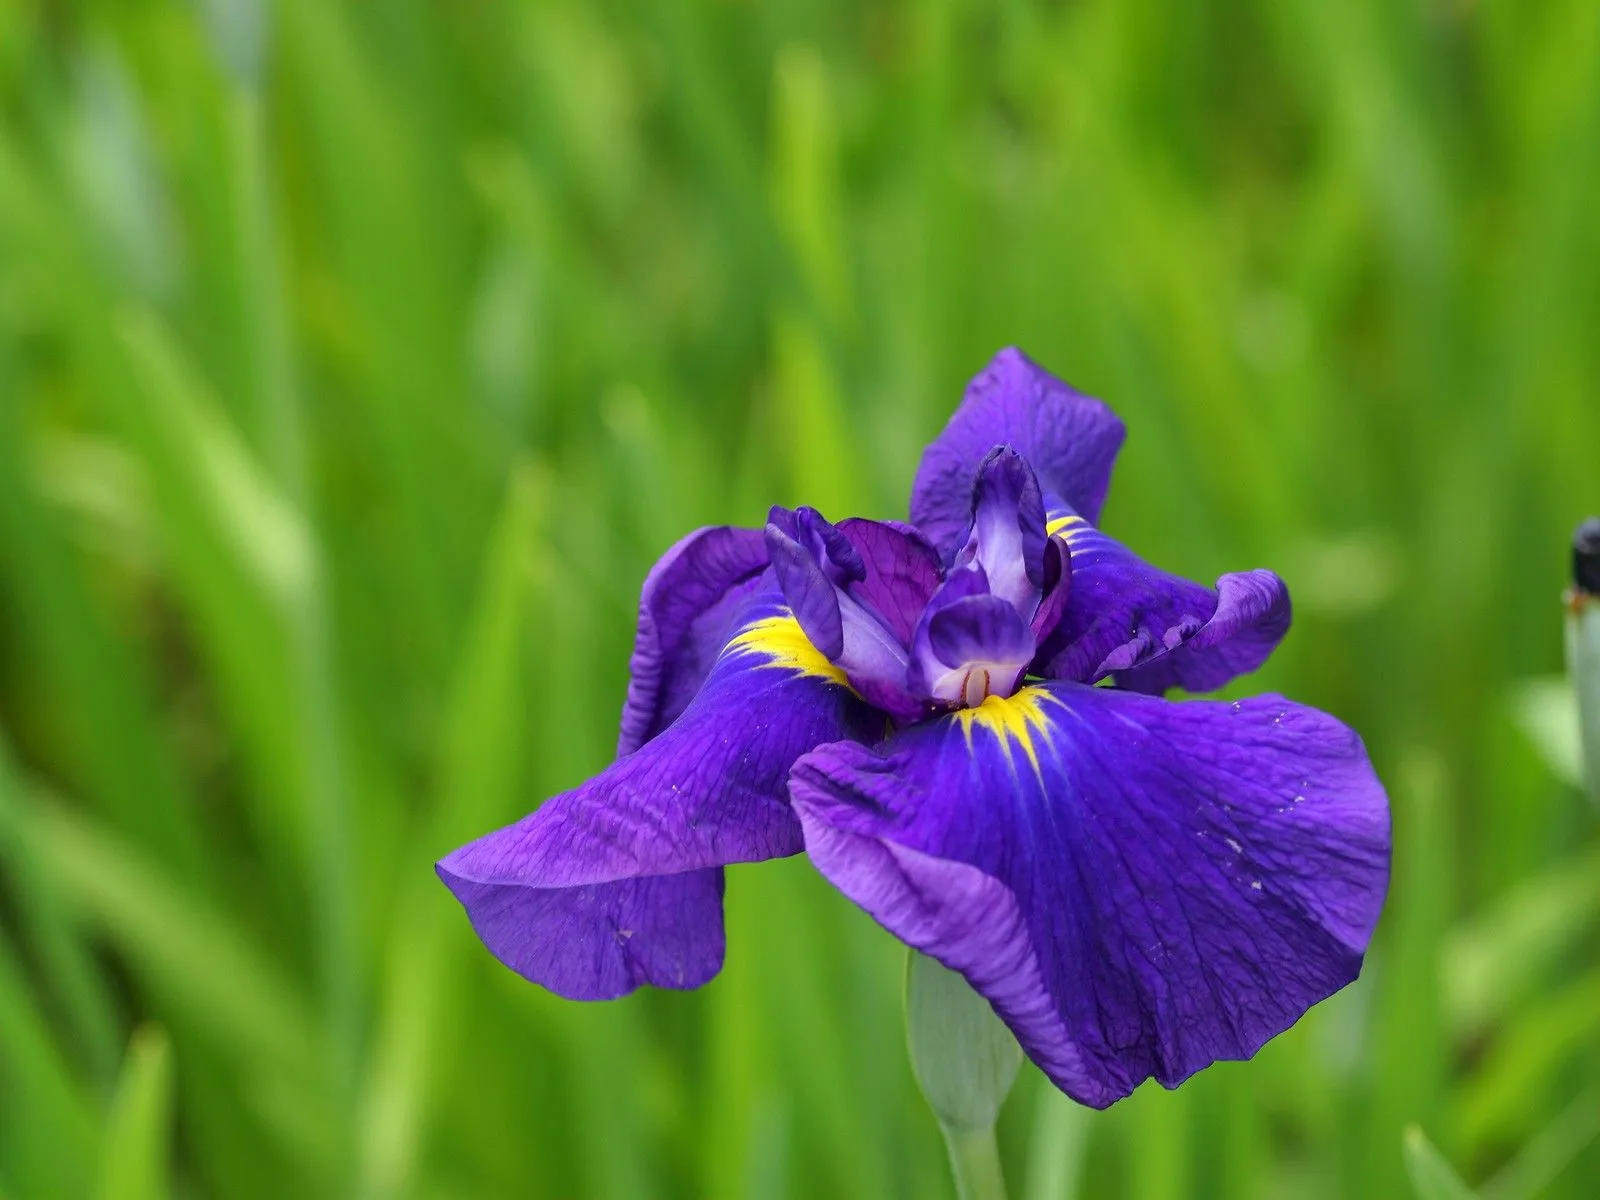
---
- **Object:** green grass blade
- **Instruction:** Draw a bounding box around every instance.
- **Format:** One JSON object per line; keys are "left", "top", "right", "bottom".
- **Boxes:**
{"left": 0, "top": 930, "right": 100, "bottom": 1200}
{"left": 1403, "top": 1126, "right": 1477, "bottom": 1200}
{"left": 1481, "top": 1087, "right": 1600, "bottom": 1200}
{"left": 95, "top": 1025, "right": 176, "bottom": 1200}
{"left": 0, "top": 729, "right": 120, "bottom": 1085}
{"left": 1021, "top": 1083, "right": 1090, "bottom": 1200}
{"left": 356, "top": 463, "right": 547, "bottom": 1198}
{"left": 19, "top": 795, "right": 322, "bottom": 1097}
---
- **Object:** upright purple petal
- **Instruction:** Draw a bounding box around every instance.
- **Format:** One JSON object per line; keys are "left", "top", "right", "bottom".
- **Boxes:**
{"left": 911, "top": 348, "right": 1126, "bottom": 556}
{"left": 767, "top": 514, "right": 925, "bottom": 721}
{"left": 1037, "top": 511, "right": 1290, "bottom": 694}
{"left": 835, "top": 518, "right": 943, "bottom": 646}
{"left": 792, "top": 683, "right": 1390, "bottom": 1107}
{"left": 619, "top": 526, "right": 769, "bottom": 755}
{"left": 1030, "top": 536, "right": 1073, "bottom": 646}
{"left": 440, "top": 593, "right": 879, "bottom": 1000}
{"left": 766, "top": 523, "right": 846, "bottom": 658}
{"left": 952, "top": 448, "right": 1048, "bottom": 621}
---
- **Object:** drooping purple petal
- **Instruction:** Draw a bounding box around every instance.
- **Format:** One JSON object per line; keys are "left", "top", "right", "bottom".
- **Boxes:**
{"left": 952, "top": 448, "right": 1048, "bottom": 620}
{"left": 911, "top": 348, "right": 1126, "bottom": 557}
{"left": 439, "top": 592, "right": 879, "bottom": 1000}
{"left": 791, "top": 506, "right": 867, "bottom": 588}
{"left": 791, "top": 683, "right": 1390, "bottom": 1107}
{"left": 1036, "top": 511, "right": 1290, "bottom": 693}
{"left": 1114, "top": 569, "right": 1292, "bottom": 695}
{"left": 619, "top": 525, "right": 769, "bottom": 755}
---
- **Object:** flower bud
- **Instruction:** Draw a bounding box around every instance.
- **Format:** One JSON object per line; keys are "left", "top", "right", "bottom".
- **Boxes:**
{"left": 905, "top": 951, "right": 1021, "bottom": 1134}
{"left": 1567, "top": 518, "right": 1600, "bottom": 806}
{"left": 1574, "top": 516, "right": 1600, "bottom": 596}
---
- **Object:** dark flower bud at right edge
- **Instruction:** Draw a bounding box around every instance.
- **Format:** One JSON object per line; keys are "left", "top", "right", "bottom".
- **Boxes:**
{"left": 1573, "top": 516, "right": 1600, "bottom": 597}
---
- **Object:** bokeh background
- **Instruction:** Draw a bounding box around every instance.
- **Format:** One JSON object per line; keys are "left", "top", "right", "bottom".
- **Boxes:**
{"left": 2, "top": 1, "right": 1598, "bottom": 1197}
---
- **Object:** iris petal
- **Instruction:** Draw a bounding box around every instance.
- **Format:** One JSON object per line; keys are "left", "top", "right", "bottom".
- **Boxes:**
{"left": 618, "top": 525, "right": 769, "bottom": 755}
{"left": 791, "top": 683, "right": 1390, "bottom": 1107}
{"left": 1030, "top": 536, "right": 1073, "bottom": 645}
{"left": 911, "top": 348, "right": 1126, "bottom": 557}
{"left": 918, "top": 595, "right": 1035, "bottom": 704}
{"left": 1038, "top": 510, "right": 1290, "bottom": 693}
{"left": 440, "top": 592, "right": 879, "bottom": 1000}
{"left": 954, "top": 448, "right": 1048, "bottom": 617}
{"left": 766, "top": 523, "right": 847, "bottom": 659}
{"left": 1114, "top": 568, "right": 1292, "bottom": 695}
{"left": 907, "top": 566, "right": 990, "bottom": 701}
{"left": 927, "top": 595, "right": 1035, "bottom": 671}
{"left": 834, "top": 518, "right": 943, "bottom": 646}
{"left": 767, "top": 512, "right": 932, "bottom": 720}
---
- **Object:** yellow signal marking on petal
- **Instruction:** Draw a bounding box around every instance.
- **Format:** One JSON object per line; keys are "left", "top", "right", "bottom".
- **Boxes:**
{"left": 726, "top": 612, "right": 850, "bottom": 687}
{"left": 1046, "top": 514, "right": 1085, "bottom": 538}
{"left": 953, "top": 686, "right": 1059, "bottom": 778}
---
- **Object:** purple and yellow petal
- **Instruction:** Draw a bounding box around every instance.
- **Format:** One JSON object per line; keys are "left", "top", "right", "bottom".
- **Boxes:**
{"left": 439, "top": 594, "right": 878, "bottom": 1000}
{"left": 791, "top": 682, "right": 1390, "bottom": 1107}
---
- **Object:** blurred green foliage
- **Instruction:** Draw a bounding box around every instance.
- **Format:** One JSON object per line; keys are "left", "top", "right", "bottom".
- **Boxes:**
{"left": 1, "top": 0, "right": 1598, "bottom": 1196}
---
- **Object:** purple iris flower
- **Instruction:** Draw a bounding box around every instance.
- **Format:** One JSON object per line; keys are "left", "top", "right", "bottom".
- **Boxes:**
{"left": 438, "top": 348, "right": 1391, "bottom": 1108}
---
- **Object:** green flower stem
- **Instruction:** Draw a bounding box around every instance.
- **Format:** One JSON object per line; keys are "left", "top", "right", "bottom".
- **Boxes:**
{"left": 942, "top": 1122, "right": 1009, "bottom": 1200}
{"left": 1569, "top": 592, "right": 1600, "bottom": 807}
{"left": 1570, "top": 520, "right": 1600, "bottom": 806}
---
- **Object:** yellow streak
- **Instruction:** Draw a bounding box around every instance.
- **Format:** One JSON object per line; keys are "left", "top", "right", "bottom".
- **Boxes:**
{"left": 1046, "top": 514, "right": 1085, "bottom": 538}
{"left": 953, "top": 686, "right": 1058, "bottom": 778}
{"left": 725, "top": 613, "right": 850, "bottom": 687}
